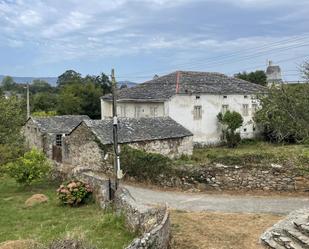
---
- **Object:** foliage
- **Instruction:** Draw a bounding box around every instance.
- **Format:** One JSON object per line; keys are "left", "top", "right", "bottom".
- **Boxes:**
{"left": 187, "top": 142, "right": 309, "bottom": 169}
{"left": 30, "top": 79, "right": 54, "bottom": 94}
{"left": 255, "top": 84, "right": 309, "bottom": 143}
{"left": 235, "top": 70, "right": 267, "bottom": 86}
{"left": 0, "top": 176, "right": 135, "bottom": 248}
{"left": 32, "top": 111, "right": 57, "bottom": 117}
{"left": 57, "top": 81, "right": 106, "bottom": 119}
{"left": 217, "top": 110, "right": 243, "bottom": 148}
{"left": 32, "top": 92, "right": 58, "bottom": 112}
{"left": 1, "top": 75, "right": 15, "bottom": 90}
{"left": 0, "top": 96, "right": 26, "bottom": 166}
{"left": 301, "top": 61, "right": 309, "bottom": 82}
{"left": 5, "top": 149, "right": 51, "bottom": 185}
{"left": 57, "top": 70, "right": 82, "bottom": 88}
{"left": 121, "top": 145, "right": 172, "bottom": 182}
{"left": 57, "top": 180, "right": 93, "bottom": 206}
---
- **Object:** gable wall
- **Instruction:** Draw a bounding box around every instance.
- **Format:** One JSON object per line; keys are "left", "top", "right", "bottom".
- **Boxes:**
{"left": 23, "top": 119, "right": 45, "bottom": 152}
{"left": 63, "top": 123, "right": 113, "bottom": 174}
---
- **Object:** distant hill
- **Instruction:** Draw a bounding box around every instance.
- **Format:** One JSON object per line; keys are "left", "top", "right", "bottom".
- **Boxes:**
{"left": 117, "top": 81, "right": 137, "bottom": 88}
{"left": 0, "top": 75, "right": 57, "bottom": 85}
{"left": 0, "top": 75, "right": 137, "bottom": 87}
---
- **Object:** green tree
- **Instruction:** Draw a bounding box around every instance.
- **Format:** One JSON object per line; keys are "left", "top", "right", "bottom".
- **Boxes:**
{"left": 1, "top": 76, "right": 15, "bottom": 91}
{"left": 57, "top": 70, "right": 82, "bottom": 88}
{"left": 255, "top": 84, "right": 309, "bottom": 143}
{"left": 0, "top": 97, "right": 26, "bottom": 166}
{"left": 235, "top": 70, "right": 267, "bottom": 86}
{"left": 57, "top": 84, "right": 82, "bottom": 115}
{"left": 32, "top": 92, "right": 57, "bottom": 112}
{"left": 217, "top": 111, "right": 244, "bottom": 148}
{"left": 30, "top": 79, "right": 54, "bottom": 94}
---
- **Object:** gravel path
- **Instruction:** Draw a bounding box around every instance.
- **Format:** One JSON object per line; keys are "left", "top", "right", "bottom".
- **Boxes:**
{"left": 124, "top": 184, "right": 309, "bottom": 214}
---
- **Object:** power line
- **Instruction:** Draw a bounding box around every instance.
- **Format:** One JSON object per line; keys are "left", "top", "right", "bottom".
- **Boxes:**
{"left": 117, "top": 34, "right": 309, "bottom": 78}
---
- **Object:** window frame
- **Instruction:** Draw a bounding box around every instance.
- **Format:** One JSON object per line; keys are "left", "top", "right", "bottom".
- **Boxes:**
{"left": 193, "top": 105, "right": 202, "bottom": 120}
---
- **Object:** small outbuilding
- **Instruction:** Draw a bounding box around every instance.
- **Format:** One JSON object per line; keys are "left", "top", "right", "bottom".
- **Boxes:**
{"left": 62, "top": 117, "right": 193, "bottom": 173}
{"left": 24, "top": 115, "right": 90, "bottom": 161}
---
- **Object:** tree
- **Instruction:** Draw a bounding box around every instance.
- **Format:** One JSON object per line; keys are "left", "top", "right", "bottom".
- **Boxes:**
{"left": 235, "top": 70, "right": 267, "bottom": 86}
{"left": 32, "top": 92, "right": 57, "bottom": 112}
{"left": 57, "top": 84, "right": 82, "bottom": 115}
{"left": 255, "top": 84, "right": 309, "bottom": 144}
{"left": 301, "top": 61, "right": 309, "bottom": 82}
{"left": 30, "top": 79, "right": 54, "bottom": 94}
{"left": 57, "top": 70, "right": 82, "bottom": 88}
{"left": 217, "top": 111, "right": 243, "bottom": 147}
{"left": 1, "top": 76, "right": 15, "bottom": 91}
{"left": 84, "top": 73, "right": 111, "bottom": 94}
{"left": 0, "top": 97, "right": 26, "bottom": 166}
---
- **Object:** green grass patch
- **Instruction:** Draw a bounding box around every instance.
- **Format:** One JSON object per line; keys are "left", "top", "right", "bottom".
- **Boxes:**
{"left": 0, "top": 176, "right": 135, "bottom": 248}
{"left": 177, "top": 142, "right": 309, "bottom": 169}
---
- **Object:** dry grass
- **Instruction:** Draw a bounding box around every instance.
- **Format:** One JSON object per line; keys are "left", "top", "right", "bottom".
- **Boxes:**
{"left": 170, "top": 210, "right": 283, "bottom": 249}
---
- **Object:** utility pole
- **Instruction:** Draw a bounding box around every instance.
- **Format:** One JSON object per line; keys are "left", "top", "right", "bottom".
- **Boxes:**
{"left": 111, "top": 69, "right": 122, "bottom": 192}
{"left": 26, "top": 82, "right": 30, "bottom": 119}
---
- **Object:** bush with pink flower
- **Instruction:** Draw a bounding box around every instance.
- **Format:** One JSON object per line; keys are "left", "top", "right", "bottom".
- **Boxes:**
{"left": 57, "top": 180, "right": 93, "bottom": 206}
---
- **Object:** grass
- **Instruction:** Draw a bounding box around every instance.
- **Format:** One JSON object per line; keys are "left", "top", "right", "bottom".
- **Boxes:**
{"left": 0, "top": 176, "right": 135, "bottom": 249}
{"left": 170, "top": 210, "right": 283, "bottom": 249}
{"left": 176, "top": 141, "right": 309, "bottom": 169}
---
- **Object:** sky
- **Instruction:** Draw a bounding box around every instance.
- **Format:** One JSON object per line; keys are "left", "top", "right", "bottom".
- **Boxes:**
{"left": 0, "top": 0, "right": 309, "bottom": 82}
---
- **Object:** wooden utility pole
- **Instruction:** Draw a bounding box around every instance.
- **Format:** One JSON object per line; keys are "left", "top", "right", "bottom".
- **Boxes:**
{"left": 26, "top": 82, "right": 30, "bottom": 119}
{"left": 111, "top": 69, "right": 122, "bottom": 192}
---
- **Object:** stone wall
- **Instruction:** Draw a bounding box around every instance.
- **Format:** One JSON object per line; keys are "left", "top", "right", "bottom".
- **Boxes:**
{"left": 148, "top": 164, "right": 309, "bottom": 192}
{"left": 63, "top": 123, "right": 114, "bottom": 174}
{"left": 129, "top": 136, "right": 193, "bottom": 158}
{"left": 115, "top": 187, "right": 170, "bottom": 249}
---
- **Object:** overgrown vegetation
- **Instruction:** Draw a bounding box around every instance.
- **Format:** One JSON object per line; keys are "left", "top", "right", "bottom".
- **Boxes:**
{"left": 0, "top": 96, "right": 26, "bottom": 170}
{"left": 5, "top": 149, "right": 51, "bottom": 185}
{"left": 0, "top": 176, "right": 134, "bottom": 248}
{"left": 121, "top": 145, "right": 172, "bottom": 182}
{"left": 235, "top": 70, "right": 267, "bottom": 86}
{"left": 255, "top": 84, "right": 309, "bottom": 144}
{"left": 217, "top": 110, "right": 243, "bottom": 148}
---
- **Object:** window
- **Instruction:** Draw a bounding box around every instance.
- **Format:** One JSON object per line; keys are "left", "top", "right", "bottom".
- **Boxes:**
{"left": 150, "top": 106, "right": 158, "bottom": 117}
{"left": 243, "top": 104, "right": 249, "bottom": 116}
{"left": 222, "top": 104, "right": 229, "bottom": 114}
{"left": 223, "top": 95, "right": 227, "bottom": 99}
{"left": 196, "top": 95, "right": 200, "bottom": 99}
{"left": 134, "top": 106, "right": 141, "bottom": 118}
{"left": 253, "top": 126, "right": 256, "bottom": 131}
{"left": 244, "top": 128, "right": 247, "bottom": 132}
{"left": 56, "top": 134, "right": 62, "bottom": 147}
{"left": 193, "top": 105, "right": 202, "bottom": 120}
{"left": 244, "top": 95, "right": 248, "bottom": 99}
{"left": 252, "top": 103, "right": 258, "bottom": 113}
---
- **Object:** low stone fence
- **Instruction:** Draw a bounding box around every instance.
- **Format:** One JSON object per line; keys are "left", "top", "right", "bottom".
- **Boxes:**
{"left": 55, "top": 164, "right": 171, "bottom": 249}
{"left": 153, "top": 164, "right": 309, "bottom": 192}
{"left": 115, "top": 187, "right": 170, "bottom": 249}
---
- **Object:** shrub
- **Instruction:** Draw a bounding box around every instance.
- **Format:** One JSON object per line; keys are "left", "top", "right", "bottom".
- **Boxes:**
{"left": 120, "top": 145, "right": 172, "bottom": 182}
{"left": 217, "top": 110, "right": 243, "bottom": 148}
{"left": 5, "top": 148, "right": 51, "bottom": 185}
{"left": 57, "top": 180, "right": 93, "bottom": 206}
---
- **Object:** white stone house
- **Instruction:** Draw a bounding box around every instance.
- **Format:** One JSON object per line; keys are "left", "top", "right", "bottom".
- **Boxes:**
{"left": 101, "top": 71, "right": 267, "bottom": 145}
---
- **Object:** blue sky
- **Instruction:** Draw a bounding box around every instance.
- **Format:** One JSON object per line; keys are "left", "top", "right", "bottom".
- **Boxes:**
{"left": 0, "top": 0, "right": 309, "bottom": 82}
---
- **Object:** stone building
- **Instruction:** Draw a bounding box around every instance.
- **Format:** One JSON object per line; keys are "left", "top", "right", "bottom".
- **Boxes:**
{"left": 101, "top": 71, "right": 266, "bottom": 145}
{"left": 24, "top": 115, "right": 90, "bottom": 161}
{"left": 266, "top": 61, "right": 283, "bottom": 86}
{"left": 63, "top": 117, "right": 193, "bottom": 173}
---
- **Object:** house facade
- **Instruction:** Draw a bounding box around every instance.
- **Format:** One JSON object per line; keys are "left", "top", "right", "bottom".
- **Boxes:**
{"left": 101, "top": 71, "right": 266, "bottom": 145}
{"left": 23, "top": 115, "right": 90, "bottom": 160}
{"left": 63, "top": 117, "right": 193, "bottom": 173}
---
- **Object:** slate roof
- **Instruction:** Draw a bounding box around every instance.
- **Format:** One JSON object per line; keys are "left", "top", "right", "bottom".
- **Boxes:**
{"left": 102, "top": 71, "right": 267, "bottom": 101}
{"left": 81, "top": 117, "right": 193, "bottom": 145}
{"left": 29, "top": 115, "right": 90, "bottom": 134}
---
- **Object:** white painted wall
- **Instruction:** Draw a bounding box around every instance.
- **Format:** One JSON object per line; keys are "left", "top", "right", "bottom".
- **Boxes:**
{"left": 166, "top": 94, "right": 259, "bottom": 144}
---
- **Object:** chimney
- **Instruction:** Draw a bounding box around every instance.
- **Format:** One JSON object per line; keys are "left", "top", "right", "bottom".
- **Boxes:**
{"left": 176, "top": 71, "right": 180, "bottom": 94}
